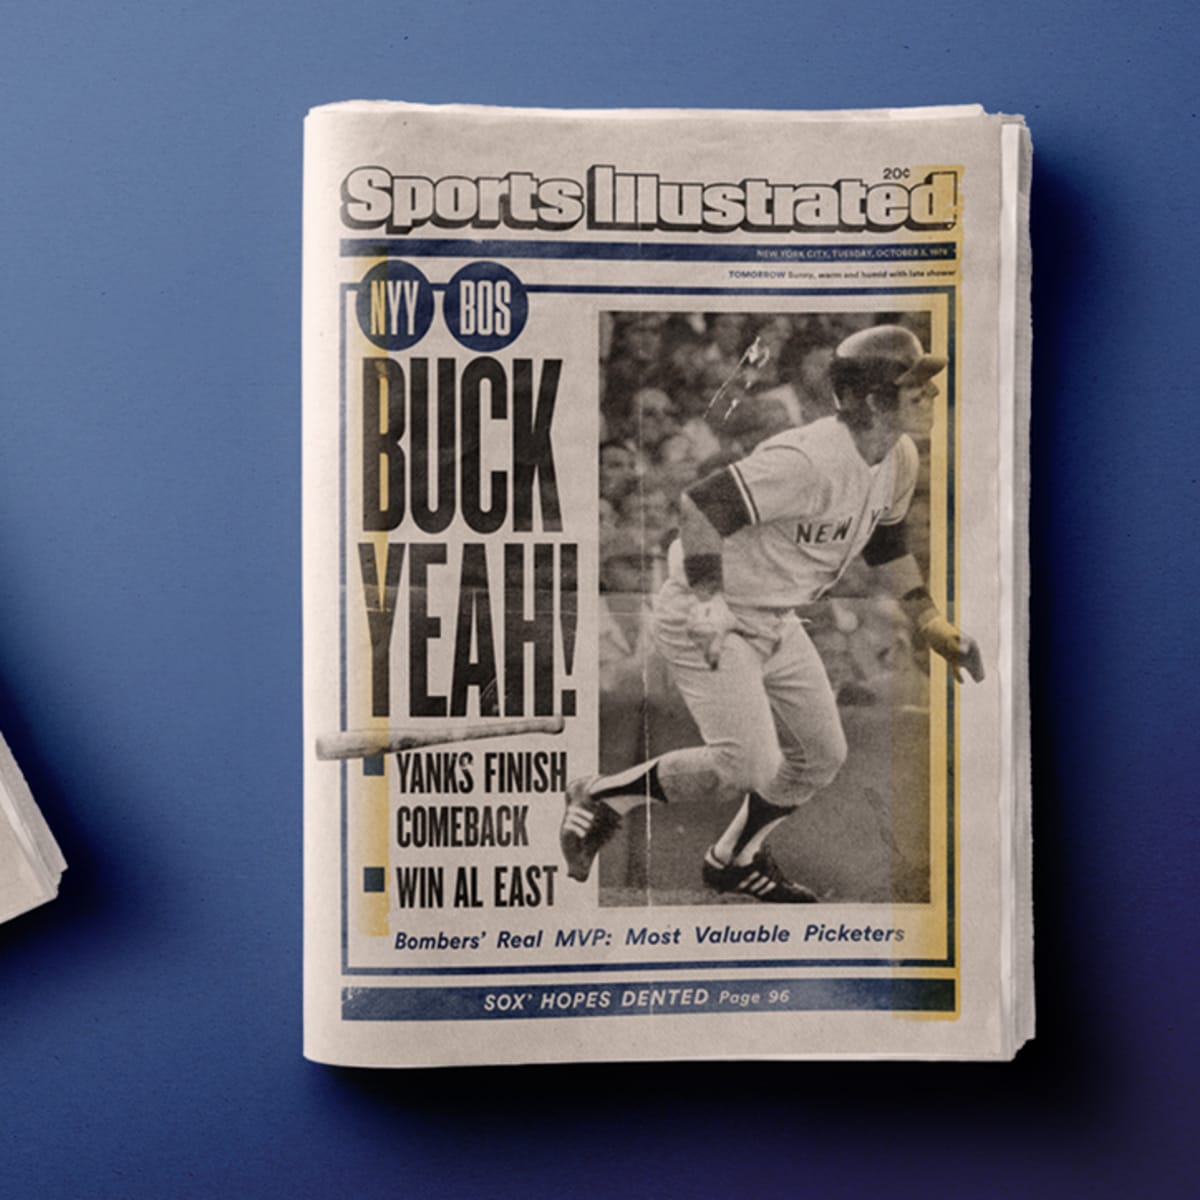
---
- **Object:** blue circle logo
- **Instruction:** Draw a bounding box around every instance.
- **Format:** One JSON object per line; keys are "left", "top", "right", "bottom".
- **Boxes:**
{"left": 355, "top": 261, "right": 435, "bottom": 350}
{"left": 443, "top": 262, "right": 528, "bottom": 351}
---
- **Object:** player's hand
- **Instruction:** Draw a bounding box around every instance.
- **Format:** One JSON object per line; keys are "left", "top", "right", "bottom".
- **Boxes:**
{"left": 922, "top": 617, "right": 986, "bottom": 683}
{"left": 687, "top": 593, "right": 740, "bottom": 670}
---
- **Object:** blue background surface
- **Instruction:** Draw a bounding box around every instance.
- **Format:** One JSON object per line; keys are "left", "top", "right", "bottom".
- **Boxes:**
{"left": 1, "top": 2, "right": 1197, "bottom": 1196}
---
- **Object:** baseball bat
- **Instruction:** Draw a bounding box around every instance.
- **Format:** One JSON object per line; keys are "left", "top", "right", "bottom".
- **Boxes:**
{"left": 315, "top": 716, "right": 565, "bottom": 761}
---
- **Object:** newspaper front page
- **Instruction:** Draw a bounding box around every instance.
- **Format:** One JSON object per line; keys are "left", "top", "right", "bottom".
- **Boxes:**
{"left": 302, "top": 102, "right": 1032, "bottom": 1064}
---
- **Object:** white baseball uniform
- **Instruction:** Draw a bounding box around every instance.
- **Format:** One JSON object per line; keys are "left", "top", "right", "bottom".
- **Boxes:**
{"left": 653, "top": 415, "right": 919, "bottom": 807}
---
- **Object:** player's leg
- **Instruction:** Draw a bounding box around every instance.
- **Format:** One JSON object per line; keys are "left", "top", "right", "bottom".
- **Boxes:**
{"left": 559, "top": 748, "right": 725, "bottom": 882}
{"left": 558, "top": 752, "right": 673, "bottom": 883}
{"left": 561, "top": 588, "right": 780, "bottom": 883}
{"left": 707, "top": 792, "right": 798, "bottom": 872}
{"left": 712, "top": 660, "right": 846, "bottom": 866}
{"left": 560, "top": 654, "right": 775, "bottom": 881}
{"left": 654, "top": 604, "right": 829, "bottom": 901}
{"left": 701, "top": 616, "right": 846, "bottom": 901}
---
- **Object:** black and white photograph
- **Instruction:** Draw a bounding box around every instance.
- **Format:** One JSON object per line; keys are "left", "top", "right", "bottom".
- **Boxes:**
{"left": 580, "top": 307, "right": 956, "bottom": 907}
{"left": 303, "top": 102, "right": 1030, "bottom": 1064}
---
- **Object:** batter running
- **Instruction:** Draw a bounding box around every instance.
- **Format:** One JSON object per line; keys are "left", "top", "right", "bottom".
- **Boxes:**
{"left": 562, "top": 324, "right": 985, "bottom": 902}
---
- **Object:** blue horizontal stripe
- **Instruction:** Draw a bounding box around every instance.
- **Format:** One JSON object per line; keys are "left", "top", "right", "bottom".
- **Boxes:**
{"left": 341, "top": 237, "right": 957, "bottom": 264}
{"left": 342, "top": 977, "right": 954, "bottom": 1021}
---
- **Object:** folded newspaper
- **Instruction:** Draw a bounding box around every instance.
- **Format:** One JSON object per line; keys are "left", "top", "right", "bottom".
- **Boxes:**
{"left": 303, "top": 101, "right": 1032, "bottom": 1064}
{"left": 0, "top": 731, "right": 65, "bottom": 924}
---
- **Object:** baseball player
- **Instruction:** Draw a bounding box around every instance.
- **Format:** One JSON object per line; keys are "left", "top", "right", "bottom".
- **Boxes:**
{"left": 562, "top": 324, "right": 985, "bottom": 902}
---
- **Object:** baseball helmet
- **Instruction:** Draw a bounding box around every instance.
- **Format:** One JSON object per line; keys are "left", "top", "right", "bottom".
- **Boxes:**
{"left": 832, "top": 325, "right": 946, "bottom": 392}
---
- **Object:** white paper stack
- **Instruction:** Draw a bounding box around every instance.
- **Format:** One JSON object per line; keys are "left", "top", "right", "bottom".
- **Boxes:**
{"left": 0, "top": 732, "right": 65, "bottom": 924}
{"left": 304, "top": 102, "right": 1033, "bottom": 1064}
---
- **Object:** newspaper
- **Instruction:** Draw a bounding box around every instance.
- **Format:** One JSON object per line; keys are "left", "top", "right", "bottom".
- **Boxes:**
{"left": 0, "top": 731, "right": 65, "bottom": 924}
{"left": 303, "top": 101, "right": 1032, "bottom": 1064}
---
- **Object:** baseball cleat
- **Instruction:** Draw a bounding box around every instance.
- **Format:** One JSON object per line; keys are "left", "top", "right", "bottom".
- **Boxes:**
{"left": 701, "top": 846, "right": 818, "bottom": 903}
{"left": 560, "top": 778, "right": 622, "bottom": 882}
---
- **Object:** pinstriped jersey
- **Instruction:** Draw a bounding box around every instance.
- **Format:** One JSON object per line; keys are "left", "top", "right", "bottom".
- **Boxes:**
{"left": 669, "top": 416, "right": 920, "bottom": 608}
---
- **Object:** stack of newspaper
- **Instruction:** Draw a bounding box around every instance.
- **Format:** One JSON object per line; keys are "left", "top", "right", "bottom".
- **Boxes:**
{"left": 303, "top": 101, "right": 1032, "bottom": 1064}
{"left": 0, "top": 732, "right": 65, "bottom": 924}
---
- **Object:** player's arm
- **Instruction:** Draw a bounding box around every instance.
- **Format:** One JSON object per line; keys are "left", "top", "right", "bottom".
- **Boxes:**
{"left": 677, "top": 490, "right": 726, "bottom": 597}
{"left": 861, "top": 521, "right": 985, "bottom": 683}
{"left": 675, "top": 469, "right": 752, "bottom": 667}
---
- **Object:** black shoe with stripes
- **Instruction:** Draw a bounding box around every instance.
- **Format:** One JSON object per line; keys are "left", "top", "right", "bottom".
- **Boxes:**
{"left": 560, "top": 778, "right": 622, "bottom": 882}
{"left": 701, "top": 846, "right": 818, "bottom": 903}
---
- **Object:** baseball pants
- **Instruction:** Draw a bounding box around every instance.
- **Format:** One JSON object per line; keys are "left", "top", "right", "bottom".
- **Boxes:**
{"left": 652, "top": 578, "right": 848, "bottom": 807}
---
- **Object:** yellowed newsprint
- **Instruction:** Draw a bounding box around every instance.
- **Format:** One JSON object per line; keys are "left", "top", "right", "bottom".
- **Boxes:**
{"left": 302, "top": 102, "right": 1032, "bottom": 1064}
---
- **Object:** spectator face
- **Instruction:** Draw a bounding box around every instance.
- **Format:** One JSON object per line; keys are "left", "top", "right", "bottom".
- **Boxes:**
{"left": 623, "top": 319, "right": 662, "bottom": 362}
{"left": 655, "top": 433, "right": 705, "bottom": 503}
{"left": 599, "top": 443, "right": 639, "bottom": 502}
{"left": 669, "top": 336, "right": 707, "bottom": 387}
{"left": 659, "top": 432, "right": 700, "bottom": 466}
{"left": 631, "top": 388, "right": 678, "bottom": 452}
